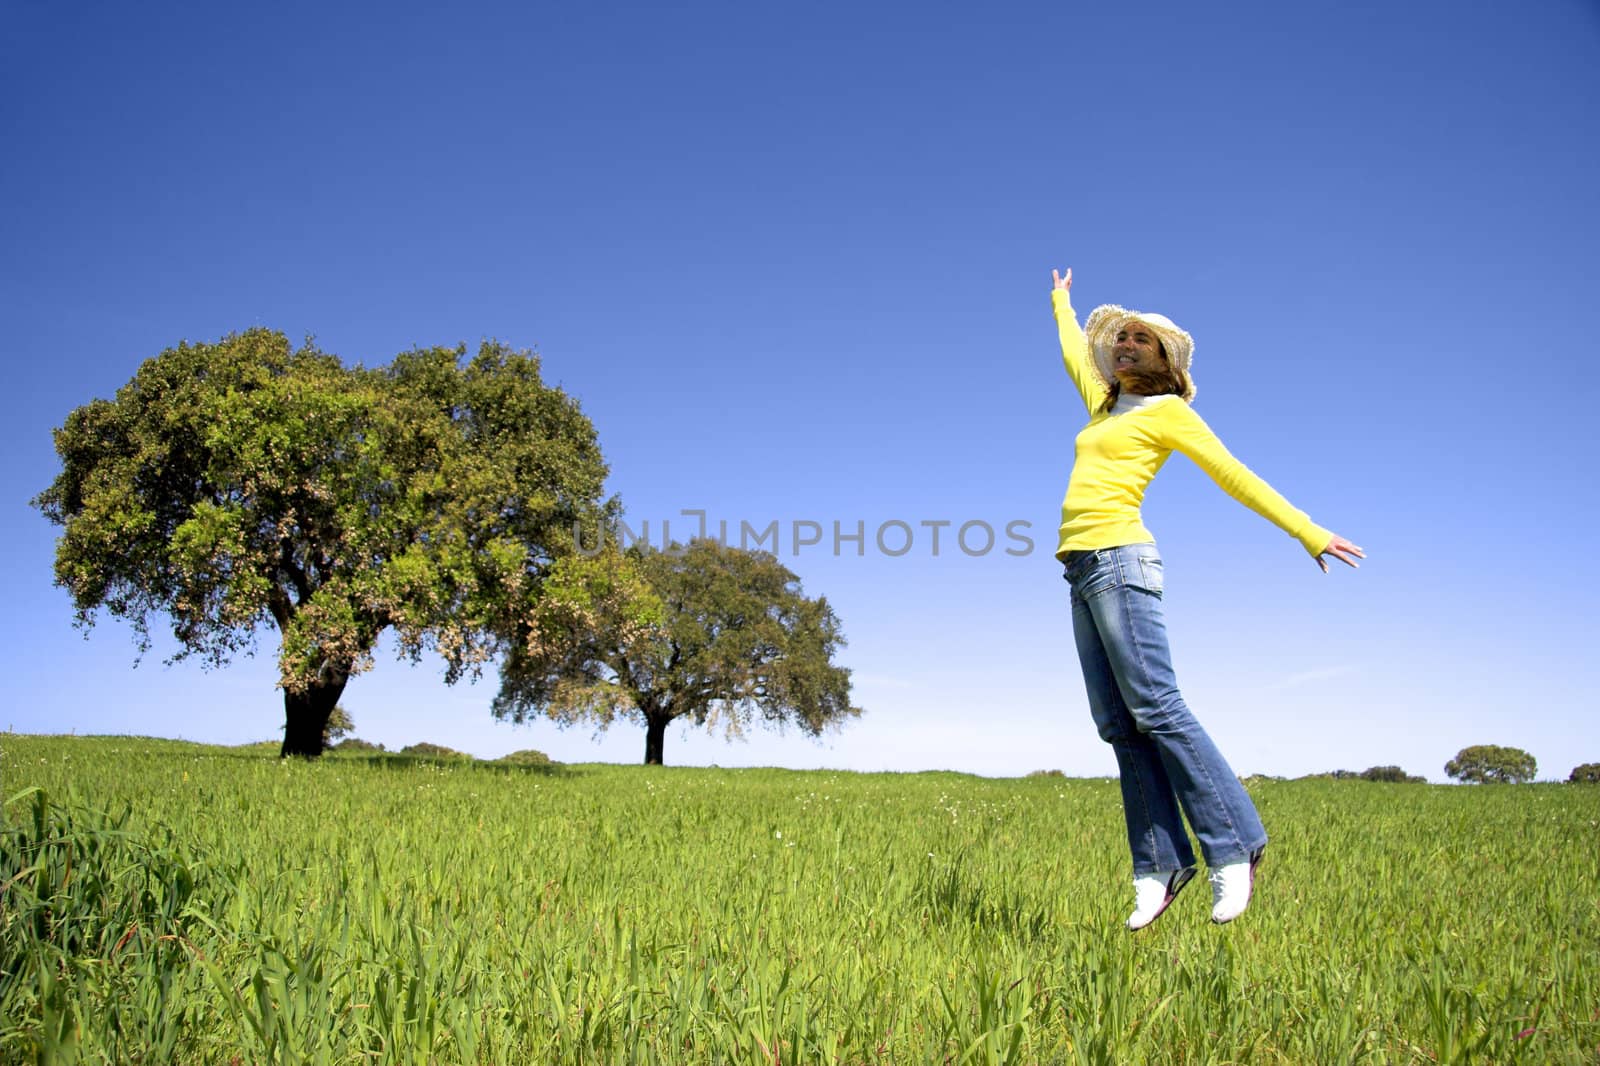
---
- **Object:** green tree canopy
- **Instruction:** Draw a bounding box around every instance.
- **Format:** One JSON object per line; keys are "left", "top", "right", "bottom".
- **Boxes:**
{"left": 1444, "top": 745, "right": 1537, "bottom": 784}
{"left": 493, "top": 539, "right": 860, "bottom": 765}
{"left": 33, "top": 328, "right": 611, "bottom": 756}
{"left": 1569, "top": 763, "right": 1600, "bottom": 784}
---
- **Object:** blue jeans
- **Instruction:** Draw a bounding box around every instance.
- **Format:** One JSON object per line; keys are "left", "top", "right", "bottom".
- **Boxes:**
{"left": 1063, "top": 543, "right": 1267, "bottom": 874}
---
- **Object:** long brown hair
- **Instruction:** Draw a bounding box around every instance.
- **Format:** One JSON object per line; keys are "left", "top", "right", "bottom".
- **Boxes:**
{"left": 1097, "top": 342, "right": 1190, "bottom": 414}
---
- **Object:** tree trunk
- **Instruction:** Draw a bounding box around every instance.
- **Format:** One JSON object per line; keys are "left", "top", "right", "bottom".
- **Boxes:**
{"left": 644, "top": 714, "right": 670, "bottom": 766}
{"left": 280, "top": 673, "right": 349, "bottom": 758}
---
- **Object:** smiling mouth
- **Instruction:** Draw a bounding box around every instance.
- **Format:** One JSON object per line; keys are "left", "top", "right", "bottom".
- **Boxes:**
{"left": 1115, "top": 355, "right": 1136, "bottom": 366}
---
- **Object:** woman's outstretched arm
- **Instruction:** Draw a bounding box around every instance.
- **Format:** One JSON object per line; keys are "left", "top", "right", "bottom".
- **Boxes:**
{"left": 1313, "top": 535, "right": 1365, "bottom": 574}
{"left": 1161, "top": 403, "right": 1365, "bottom": 573}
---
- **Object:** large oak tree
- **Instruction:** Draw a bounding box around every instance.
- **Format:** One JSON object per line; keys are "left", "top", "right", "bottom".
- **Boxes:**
{"left": 1444, "top": 745, "right": 1537, "bottom": 784}
{"left": 33, "top": 328, "right": 611, "bottom": 756}
{"left": 494, "top": 539, "right": 860, "bottom": 765}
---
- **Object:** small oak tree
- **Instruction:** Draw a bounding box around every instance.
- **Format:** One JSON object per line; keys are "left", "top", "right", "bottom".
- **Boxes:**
{"left": 1444, "top": 745, "right": 1537, "bottom": 784}
{"left": 1569, "top": 763, "right": 1600, "bottom": 784}
{"left": 323, "top": 704, "right": 355, "bottom": 746}
{"left": 493, "top": 539, "right": 860, "bottom": 765}
{"left": 34, "top": 328, "right": 610, "bottom": 757}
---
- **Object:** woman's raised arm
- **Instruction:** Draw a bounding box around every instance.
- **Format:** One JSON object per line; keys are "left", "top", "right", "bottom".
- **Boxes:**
{"left": 1051, "top": 267, "right": 1106, "bottom": 414}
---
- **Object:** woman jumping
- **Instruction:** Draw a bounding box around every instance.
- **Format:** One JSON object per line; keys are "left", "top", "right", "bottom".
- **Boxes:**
{"left": 1050, "top": 266, "right": 1362, "bottom": 929}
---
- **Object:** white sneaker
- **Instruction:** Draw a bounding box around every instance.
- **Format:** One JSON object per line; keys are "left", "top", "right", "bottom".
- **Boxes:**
{"left": 1209, "top": 846, "right": 1265, "bottom": 924}
{"left": 1126, "top": 867, "right": 1197, "bottom": 931}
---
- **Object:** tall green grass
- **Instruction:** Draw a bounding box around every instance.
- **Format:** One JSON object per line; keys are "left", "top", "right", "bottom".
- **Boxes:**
{"left": 2, "top": 734, "right": 1596, "bottom": 1063}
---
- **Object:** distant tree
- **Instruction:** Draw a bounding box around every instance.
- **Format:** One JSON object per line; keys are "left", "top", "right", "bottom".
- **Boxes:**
{"left": 323, "top": 705, "right": 355, "bottom": 746}
{"left": 400, "top": 742, "right": 468, "bottom": 759}
{"left": 1445, "top": 745, "right": 1537, "bottom": 784}
{"left": 333, "top": 737, "right": 385, "bottom": 753}
{"left": 494, "top": 539, "right": 860, "bottom": 766}
{"left": 1570, "top": 763, "right": 1600, "bottom": 784}
{"left": 32, "top": 329, "right": 610, "bottom": 758}
{"left": 1360, "top": 765, "right": 1425, "bottom": 783}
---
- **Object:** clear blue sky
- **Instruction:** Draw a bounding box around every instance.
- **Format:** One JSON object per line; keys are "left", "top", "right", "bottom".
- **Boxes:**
{"left": 5, "top": 0, "right": 1598, "bottom": 780}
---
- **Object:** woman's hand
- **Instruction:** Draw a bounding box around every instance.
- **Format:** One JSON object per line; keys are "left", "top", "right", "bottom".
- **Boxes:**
{"left": 1052, "top": 268, "right": 1072, "bottom": 291}
{"left": 1315, "top": 535, "right": 1365, "bottom": 573}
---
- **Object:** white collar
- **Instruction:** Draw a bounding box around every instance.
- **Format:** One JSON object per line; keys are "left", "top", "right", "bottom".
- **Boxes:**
{"left": 1110, "top": 392, "right": 1176, "bottom": 415}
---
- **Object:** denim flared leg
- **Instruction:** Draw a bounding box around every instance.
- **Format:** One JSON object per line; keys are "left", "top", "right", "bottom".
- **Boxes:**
{"left": 1072, "top": 590, "right": 1197, "bottom": 875}
{"left": 1065, "top": 545, "right": 1267, "bottom": 869}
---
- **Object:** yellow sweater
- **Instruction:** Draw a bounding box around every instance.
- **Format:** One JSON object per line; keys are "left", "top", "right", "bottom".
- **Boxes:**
{"left": 1053, "top": 288, "right": 1331, "bottom": 560}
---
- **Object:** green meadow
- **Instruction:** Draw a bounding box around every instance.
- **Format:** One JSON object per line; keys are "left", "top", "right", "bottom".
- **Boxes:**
{"left": 2, "top": 734, "right": 1596, "bottom": 1064}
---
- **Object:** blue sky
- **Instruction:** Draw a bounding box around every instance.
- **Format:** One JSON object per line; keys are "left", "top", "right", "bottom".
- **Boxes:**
{"left": 5, "top": 0, "right": 1597, "bottom": 781}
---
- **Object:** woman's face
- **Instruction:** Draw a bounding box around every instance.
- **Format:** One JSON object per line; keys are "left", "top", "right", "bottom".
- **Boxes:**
{"left": 1112, "top": 321, "right": 1168, "bottom": 383}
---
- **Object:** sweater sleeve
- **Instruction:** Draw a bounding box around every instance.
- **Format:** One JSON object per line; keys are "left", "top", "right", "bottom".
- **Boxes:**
{"left": 1158, "top": 402, "right": 1333, "bottom": 557}
{"left": 1053, "top": 288, "right": 1107, "bottom": 415}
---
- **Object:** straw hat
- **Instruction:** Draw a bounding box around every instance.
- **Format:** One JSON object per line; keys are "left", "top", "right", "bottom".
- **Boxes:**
{"left": 1082, "top": 304, "right": 1197, "bottom": 402}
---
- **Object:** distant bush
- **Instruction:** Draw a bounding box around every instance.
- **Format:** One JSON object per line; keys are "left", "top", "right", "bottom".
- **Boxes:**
{"left": 1570, "top": 763, "right": 1600, "bottom": 784}
{"left": 493, "top": 748, "right": 555, "bottom": 769}
{"left": 1026, "top": 769, "right": 1064, "bottom": 778}
{"left": 1359, "top": 765, "right": 1426, "bottom": 784}
{"left": 399, "top": 742, "right": 469, "bottom": 760}
{"left": 333, "top": 738, "right": 386, "bottom": 753}
{"left": 1301, "top": 768, "right": 1426, "bottom": 783}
